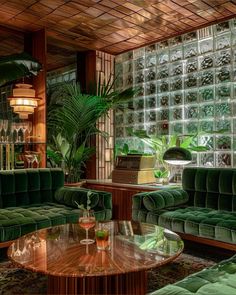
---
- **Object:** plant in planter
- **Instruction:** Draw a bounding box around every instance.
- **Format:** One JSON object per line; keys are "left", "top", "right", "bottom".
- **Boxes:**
{"left": 154, "top": 169, "right": 170, "bottom": 184}
{"left": 47, "top": 82, "right": 136, "bottom": 183}
{"left": 114, "top": 143, "right": 139, "bottom": 158}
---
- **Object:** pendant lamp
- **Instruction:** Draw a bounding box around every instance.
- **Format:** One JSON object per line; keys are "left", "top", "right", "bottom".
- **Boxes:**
{"left": 163, "top": 147, "right": 192, "bottom": 165}
{"left": 8, "top": 83, "right": 40, "bottom": 119}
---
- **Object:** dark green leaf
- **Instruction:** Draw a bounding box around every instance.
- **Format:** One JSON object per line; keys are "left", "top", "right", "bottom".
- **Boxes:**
{"left": 0, "top": 52, "right": 42, "bottom": 86}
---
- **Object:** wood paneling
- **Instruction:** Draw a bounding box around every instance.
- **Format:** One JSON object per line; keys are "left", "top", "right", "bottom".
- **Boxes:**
{"left": 48, "top": 271, "right": 147, "bottom": 295}
{"left": 0, "top": 1, "right": 236, "bottom": 70}
{"left": 31, "top": 29, "right": 47, "bottom": 167}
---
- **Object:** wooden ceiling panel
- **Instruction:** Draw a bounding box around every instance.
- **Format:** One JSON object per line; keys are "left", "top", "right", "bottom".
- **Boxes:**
{"left": 39, "top": 0, "right": 65, "bottom": 10}
{"left": 0, "top": 0, "right": 236, "bottom": 70}
{"left": 99, "top": 0, "right": 119, "bottom": 9}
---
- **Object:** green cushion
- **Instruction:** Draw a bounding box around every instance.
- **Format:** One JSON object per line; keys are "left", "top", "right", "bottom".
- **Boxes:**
{"left": 14, "top": 170, "right": 28, "bottom": 193}
{"left": 0, "top": 171, "right": 15, "bottom": 207}
{"left": 0, "top": 168, "right": 64, "bottom": 208}
{"left": 0, "top": 169, "right": 113, "bottom": 243}
{"left": 149, "top": 285, "right": 193, "bottom": 295}
{"left": 27, "top": 169, "right": 40, "bottom": 192}
{"left": 0, "top": 202, "right": 112, "bottom": 242}
{"left": 39, "top": 169, "right": 52, "bottom": 190}
{"left": 50, "top": 168, "right": 65, "bottom": 190}
{"left": 195, "top": 168, "right": 207, "bottom": 192}
{"left": 54, "top": 187, "right": 99, "bottom": 209}
{"left": 143, "top": 189, "right": 188, "bottom": 211}
{"left": 148, "top": 255, "right": 236, "bottom": 295}
{"left": 157, "top": 207, "right": 236, "bottom": 244}
{"left": 182, "top": 168, "right": 236, "bottom": 211}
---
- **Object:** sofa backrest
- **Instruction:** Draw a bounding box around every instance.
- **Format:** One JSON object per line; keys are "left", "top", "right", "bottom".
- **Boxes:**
{"left": 0, "top": 168, "right": 64, "bottom": 208}
{"left": 182, "top": 167, "right": 236, "bottom": 211}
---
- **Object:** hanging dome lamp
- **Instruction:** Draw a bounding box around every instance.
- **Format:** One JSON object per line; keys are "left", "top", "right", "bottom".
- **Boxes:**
{"left": 163, "top": 147, "right": 192, "bottom": 165}
{"left": 8, "top": 83, "right": 40, "bottom": 119}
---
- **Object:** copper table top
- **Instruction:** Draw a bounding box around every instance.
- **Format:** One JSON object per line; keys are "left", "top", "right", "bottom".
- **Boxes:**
{"left": 8, "top": 221, "right": 184, "bottom": 278}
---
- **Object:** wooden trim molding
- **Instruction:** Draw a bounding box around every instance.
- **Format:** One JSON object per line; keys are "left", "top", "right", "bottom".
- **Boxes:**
{"left": 178, "top": 232, "right": 236, "bottom": 251}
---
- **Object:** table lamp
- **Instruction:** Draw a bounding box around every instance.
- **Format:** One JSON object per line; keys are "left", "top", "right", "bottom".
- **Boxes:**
{"left": 163, "top": 147, "right": 192, "bottom": 182}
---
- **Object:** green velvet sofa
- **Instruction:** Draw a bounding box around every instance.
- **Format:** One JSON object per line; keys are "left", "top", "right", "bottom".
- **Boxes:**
{"left": 149, "top": 254, "right": 236, "bottom": 295}
{"left": 0, "top": 168, "right": 112, "bottom": 247}
{"left": 132, "top": 167, "right": 236, "bottom": 249}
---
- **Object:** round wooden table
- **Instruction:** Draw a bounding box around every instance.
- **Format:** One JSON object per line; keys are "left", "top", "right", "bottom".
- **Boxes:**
{"left": 8, "top": 221, "right": 183, "bottom": 295}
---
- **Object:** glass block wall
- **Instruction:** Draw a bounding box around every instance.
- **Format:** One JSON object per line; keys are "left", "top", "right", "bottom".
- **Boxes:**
{"left": 115, "top": 19, "right": 236, "bottom": 168}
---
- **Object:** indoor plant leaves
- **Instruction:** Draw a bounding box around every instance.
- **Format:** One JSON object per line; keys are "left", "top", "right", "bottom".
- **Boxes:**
{"left": 0, "top": 52, "right": 42, "bottom": 86}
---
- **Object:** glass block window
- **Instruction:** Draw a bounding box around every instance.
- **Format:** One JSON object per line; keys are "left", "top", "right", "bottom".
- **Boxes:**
{"left": 115, "top": 19, "right": 236, "bottom": 168}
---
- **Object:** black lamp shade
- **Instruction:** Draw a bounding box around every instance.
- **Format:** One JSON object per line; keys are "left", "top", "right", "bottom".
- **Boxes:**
{"left": 163, "top": 147, "right": 192, "bottom": 165}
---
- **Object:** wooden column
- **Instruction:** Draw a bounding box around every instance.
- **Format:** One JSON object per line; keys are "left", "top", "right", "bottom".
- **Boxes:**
{"left": 77, "top": 51, "right": 97, "bottom": 179}
{"left": 24, "top": 29, "right": 47, "bottom": 167}
{"left": 76, "top": 50, "right": 96, "bottom": 94}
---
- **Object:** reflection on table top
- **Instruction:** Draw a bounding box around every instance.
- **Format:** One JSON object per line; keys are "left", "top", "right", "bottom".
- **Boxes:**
{"left": 8, "top": 221, "right": 184, "bottom": 278}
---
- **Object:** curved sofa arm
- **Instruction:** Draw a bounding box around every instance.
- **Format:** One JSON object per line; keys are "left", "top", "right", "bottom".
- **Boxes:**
{"left": 54, "top": 187, "right": 112, "bottom": 210}
{"left": 133, "top": 189, "right": 189, "bottom": 212}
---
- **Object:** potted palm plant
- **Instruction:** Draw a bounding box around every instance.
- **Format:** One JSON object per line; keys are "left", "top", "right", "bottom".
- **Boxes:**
{"left": 47, "top": 82, "right": 136, "bottom": 183}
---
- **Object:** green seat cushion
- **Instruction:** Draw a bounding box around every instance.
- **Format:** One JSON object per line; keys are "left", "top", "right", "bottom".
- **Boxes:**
{"left": 148, "top": 255, "right": 236, "bottom": 295}
{"left": 142, "top": 189, "right": 188, "bottom": 211}
{"left": 0, "top": 201, "right": 112, "bottom": 243}
{"left": 157, "top": 207, "right": 236, "bottom": 243}
{"left": 0, "top": 204, "right": 79, "bottom": 242}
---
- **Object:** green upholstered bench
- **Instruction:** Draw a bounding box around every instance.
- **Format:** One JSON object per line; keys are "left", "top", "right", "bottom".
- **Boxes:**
{"left": 0, "top": 168, "right": 112, "bottom": 247}
{"left": 132, "top": 167, "right": 236, "bottom": 250}
{"left": 148, "top": 254, "right": 236, "bottom": 295}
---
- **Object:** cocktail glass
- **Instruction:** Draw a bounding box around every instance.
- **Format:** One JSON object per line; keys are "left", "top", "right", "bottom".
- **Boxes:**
{"left": 27, "top": 121, "right": 32, "bottom": 142}
{"left": 79, "top": 210, "right": 96, "bottom": 244}
{"left": 22, "top": 121, "right": 28, "bottom": 143}
{"left": 95, "top": 223, "right": 110, "bottom": 250}
{"left": 2, "top": 120, "right": 8, "bottom": 142}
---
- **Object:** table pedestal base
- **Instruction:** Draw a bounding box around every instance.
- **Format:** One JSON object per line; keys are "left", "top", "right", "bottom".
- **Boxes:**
{"left": 48, "top": 271, "right": 147, "bottom": 295}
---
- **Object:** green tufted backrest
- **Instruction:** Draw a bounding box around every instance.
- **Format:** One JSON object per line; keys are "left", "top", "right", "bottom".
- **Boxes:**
{"left": 182, "top": 167, "right": 236, "bottom": 211}
{"left": 0, "top": 168, "right": 64, "bottom": 208}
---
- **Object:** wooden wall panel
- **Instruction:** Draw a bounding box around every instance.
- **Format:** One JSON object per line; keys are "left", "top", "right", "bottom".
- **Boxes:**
{"left": 84, "top": 182, "right": 156, "bottom": 220}
{"left": 24, "top": 29, "right": 47, "bottom": 167}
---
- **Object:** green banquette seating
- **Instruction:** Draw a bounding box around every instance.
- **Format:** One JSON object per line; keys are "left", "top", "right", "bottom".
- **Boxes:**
{"left": 132, "top": 167, "right": 236, "bottom": 247}
{"left": 149, "top": 254, "right": 236, "bottom": 295}
{"left": 0, "top": 168, "right": 112, "bottom": 245}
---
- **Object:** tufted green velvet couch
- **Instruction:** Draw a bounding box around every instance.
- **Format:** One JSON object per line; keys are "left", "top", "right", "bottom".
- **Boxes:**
{"left": 0, "top": 168, "right": 112, "bottom": 247}
{"left": 148, "top": 254, "right": 236, "bottom": 295}
{"left": 132, "top": 167, "right": 236, "bottom": 249}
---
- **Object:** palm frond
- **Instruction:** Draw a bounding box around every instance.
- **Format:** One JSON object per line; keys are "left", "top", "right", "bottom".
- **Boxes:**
{"left": 0, "top": 52, "right": 42, "bottom": 86}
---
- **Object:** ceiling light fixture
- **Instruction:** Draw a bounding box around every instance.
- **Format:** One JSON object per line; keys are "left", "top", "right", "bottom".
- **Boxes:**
{"left": 163, "top": 147, "right": 192, "bottom": 165}
{"left": 8, "top": 83, "right": 40, "bottom": 119}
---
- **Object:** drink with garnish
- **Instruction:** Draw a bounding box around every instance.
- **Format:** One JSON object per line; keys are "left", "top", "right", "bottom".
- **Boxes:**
{"left": 75, "top": 191, "right": 96, "bottom": 245}
{"left": 95, "top": 223, "right": 110, "bottom": 250}
{"left": 78, "top": 210, "right": 95, "bottom": 244}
